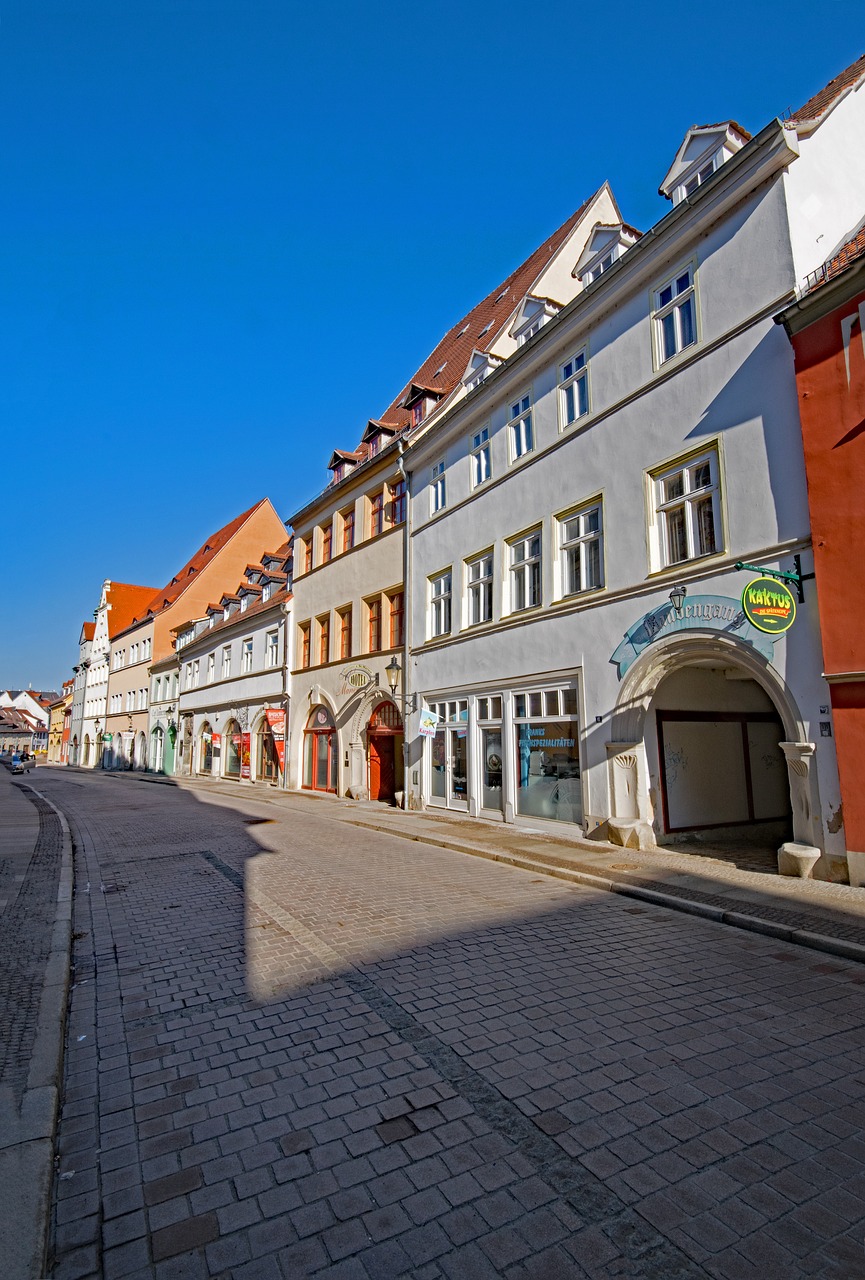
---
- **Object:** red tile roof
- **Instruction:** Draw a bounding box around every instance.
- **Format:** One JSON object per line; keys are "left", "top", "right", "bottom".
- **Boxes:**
{"left": 790, "top": 53, "right": 865, "bottom": 126}
{"left": 146, "top": 499, "right": 270, "bottom": 618}
{"left": 82, "top": 622, "right": 95, "bottom": 641}
{"left": 802, "top": 222, "right": 865, "bottom": 295}
{"left": 371, "top": 191, "right": 600, "bottom": 436}
{"left": 106, "top": 582, "right": 160, "bottom": 639}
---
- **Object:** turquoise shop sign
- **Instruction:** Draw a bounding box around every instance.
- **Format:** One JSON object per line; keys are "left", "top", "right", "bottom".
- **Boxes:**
{"left": 610, "top": 594, "right": 778, "bottom": 680}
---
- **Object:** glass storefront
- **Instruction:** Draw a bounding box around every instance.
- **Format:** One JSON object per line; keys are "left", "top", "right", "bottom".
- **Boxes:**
{"left": 303, "top": 705, "right": 338, "bottom": 792}
{"left": 514, "top": 687, "right": 581, "bottom": 825}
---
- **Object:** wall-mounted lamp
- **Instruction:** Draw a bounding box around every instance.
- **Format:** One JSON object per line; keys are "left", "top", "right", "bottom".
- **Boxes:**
{"left": 669, "top": 583, "right": 688, "bottom": 615}
{"left": 384, "top": 656, "right": 417, "bottom": 713}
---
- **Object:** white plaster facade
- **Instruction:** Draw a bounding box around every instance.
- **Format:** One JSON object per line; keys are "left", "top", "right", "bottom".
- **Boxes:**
{"left": 403, "top": 108, "right": 858, "bottom": 880}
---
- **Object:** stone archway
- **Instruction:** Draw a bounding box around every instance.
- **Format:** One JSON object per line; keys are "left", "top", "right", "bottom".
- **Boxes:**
{"left": 607, "top": 632, "right": 821, "bottom": 852}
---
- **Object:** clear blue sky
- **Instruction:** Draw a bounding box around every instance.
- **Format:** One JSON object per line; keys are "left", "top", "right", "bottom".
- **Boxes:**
{"left": 1, "top": 0, "right": 862, "bottom": 691}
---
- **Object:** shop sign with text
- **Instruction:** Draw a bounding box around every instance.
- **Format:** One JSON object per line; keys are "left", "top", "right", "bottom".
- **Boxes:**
{"left": 610, "top": 594, "right": 778, "bottom": 679}
{"left": 265, "top": 709, "right": 286, "bottom": 770}
{"left": 741, "top": 578, "right": 797, "bottom": 635}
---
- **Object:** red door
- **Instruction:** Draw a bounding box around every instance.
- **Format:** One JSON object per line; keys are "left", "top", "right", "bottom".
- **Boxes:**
{"left": 369, "top": 734, "right": 395, "bottom": 801}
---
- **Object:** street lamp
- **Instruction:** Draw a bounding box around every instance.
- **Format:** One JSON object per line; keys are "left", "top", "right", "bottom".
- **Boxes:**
{"left": 385, "top": 656, "right": 401, "bottom": 693}
{"left": 669, "top": 583, "right": 688, "bottom": 615}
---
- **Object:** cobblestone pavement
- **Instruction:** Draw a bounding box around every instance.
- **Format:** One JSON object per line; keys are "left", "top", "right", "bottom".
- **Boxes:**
{"left": 36, "top": 768, "right": 865, "bottom": 1279}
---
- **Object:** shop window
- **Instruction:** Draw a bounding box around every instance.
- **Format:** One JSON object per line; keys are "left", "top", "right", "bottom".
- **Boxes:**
{"left": 512, "top": 686, "right": 581, "bottom": 825}
{"left": 303, "top": 704, "right": 338, "bottom": 792}
{"left": 478, "top": 696, "right": 503, "bottom": 812}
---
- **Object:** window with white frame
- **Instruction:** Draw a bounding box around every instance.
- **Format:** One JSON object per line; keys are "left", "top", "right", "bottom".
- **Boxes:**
{"left": 184, "top": 663, "right": 192, "bottom": 690}
{"left": 240, "top": 595, "right": 249, "bottom": 613}
{"left": 509, "top": 531, "right": 542, "bottom": 612}
{"left": 651, "top": 449, "right": 721, "bottom": 567}
{"left": 126, "top": 690, "right": 135, "bottom": 712}
{"left": 560, "top": 502, "right": 603, "bottom": 595}
{"left": 192, "top": 659, "right": 200, "bottom": 687}
{"left": 509, "top": 393, "right": 534, "bottom": 460}
{"left": 431, "top": 460, "right": 446, "bottom": 513}
{"left": 154, "top": 676, "right": 162, "bottom": 702}
{"left": 429, "top": 570, "right": 452, "bottom": 638}
{"left": 207, "top": 653, "right": 215, "bottom": 683}
{"left": 559, "top": 351, "right": 589, "bottom": 428}
{"left": 653, "top": 264, "right": 697, "bottom": 364}
{"left": 242, "top": 639, "right": 253, "bottom": 673}
{"left": 221, "top": 646, "right": 231, "bottom": 680}
{"left": 266, "top": 630, "right": 279, "bottom": 668}
{"left": 470, "top": 428, "right": 491, "bottom": 488}
{"left": 466, "top": 552, "right": 493, "bottom": 626}
{"left": 261, "top": 582, "right": 272, "bottom": 602}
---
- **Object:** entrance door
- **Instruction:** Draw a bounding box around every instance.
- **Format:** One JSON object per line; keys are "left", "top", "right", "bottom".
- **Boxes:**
{"left": 430, "top": 727, "right": 469, "bottom": 809}
{"left": 369, "top": 734, "right": 395, "bottom": 801}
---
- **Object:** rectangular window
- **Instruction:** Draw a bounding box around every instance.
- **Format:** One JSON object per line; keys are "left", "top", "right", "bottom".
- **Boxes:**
{"left": 509, "top": 394, "right": 534, "bottom": 460}
{"left": 653, "top": 450, "right": 721, "bottom": 567}
{"left": 370, "top": 491, "right": 384, "bottom": 538}
{"left": 429, "top": 571, "right": 452, "bottom": 638}
{"left": 299, "top": 622, "right": 311, "bottom": 669}
{"left": 560, "top": 503, "right": 603, "bottom": 595}
{"left": 221, "top": 647, "right": 231, "bottom": 680}
{"left": 300, "top": 537, "right": 311, "bottom": 573}
{"left": 192, "top": 659, "right": 200, "bottom": 687}
{"left": 389, "top": 591, "right": 404, "bottom": 648}
{"left": 431, "top": 460, "right": 446, "bottom": 513}
{"left": 322, "top": 523, "right": 333, "bottom": 563}
{"left": 342, "top": 507, "right": 355, "bottom": 553}
{"left": 207, "top": 653, "right": 215, "bottom": 682}
{"left": 654, "top": 265, "right": 697, "bottom": 364}
{"left": 242, "top": 639, "right": 253, "bottom": 673}
{"left": 368, "top": 598, "right": 382, "bottom": 652}
{"left": 391, "top": 479, "right": 406, "bottom": 525}
{"left": 266, "top": 630, "right": 279, "bottom": 668}
{"left": 318, "top": 616, "right": 330, "bottom": 665}
{"left": 339, "top": 607, "right": 352, "bottom": 660}
{"left": 471, "top": 428, "right": 491, "bottom": 487}
{"left": 127, "top": 690, "right": 135, "bottom": 712}
{"left": 559, "top": 351, "right": 589, "bottom": 427}
{"left": 467, "top": 553, "right": 493, "bottom": 626}
{"left": 154, "top": 676, "right": 162, "bottom": 701}
{"left": 510, "top": 532, "right": 542, "bottom": 612}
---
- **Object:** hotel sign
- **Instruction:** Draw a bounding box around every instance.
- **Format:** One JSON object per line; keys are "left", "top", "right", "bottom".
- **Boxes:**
{"left": 610, "top": 594, "right": 779, "bottom": 679}
{"left": 340, "top": 665, "right": 375, "bottom": 693}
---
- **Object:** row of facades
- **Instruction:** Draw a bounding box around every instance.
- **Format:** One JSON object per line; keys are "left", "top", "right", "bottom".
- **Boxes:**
{"left": 58, "top": 53, "right": 865, "bottom": 887}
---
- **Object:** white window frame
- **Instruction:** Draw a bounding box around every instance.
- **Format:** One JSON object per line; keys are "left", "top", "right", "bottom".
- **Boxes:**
{"left": 192, "top": 659, "right": 200, "bottom": 687}
{"left": 509, "top": 393, "right": 534, "bottom": 461}
{"left": 466, "top": 552, "right": 494, "bottom": 627}
{"left": 652, "top": 262, "right": 698, "bottom": 366}
{"left": 429, "top": 570, "right": 452, "bottom": 638}
{"left": 508, "top": 530, "right": 542, "bottom": 613}
{"left": 207, "top": 653, "right": 215, "bottom": 683}
{"left": 559, "top": 349, "right": 589, "bottom": 429}
{"left": 558, "top": 501, "right": 604, "bottom": 597}
{"left": 221, "top": 646, "right": 232, "bottom": 680}
{"left": 650, "top": 448, "right": 722, "bottom": 569}
{"left": 470, "top": 428, "right": 491, "bottom": 488}
{"left": 431, "top": 460, "right": 446, "bottom": 514}
{"left": 265, "top": 630, "right": 279, "bottom": 668}
{"left": 241, "top": 639, "right": 254, "bottom": 674}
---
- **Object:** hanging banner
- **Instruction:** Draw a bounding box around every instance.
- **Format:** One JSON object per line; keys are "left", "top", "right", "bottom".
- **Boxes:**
{"left": 741, "top": 577, "right": 797, "bottom": 635}
{"left": 241, "top": 732, "right": 251, "bottom": 779}
{"left": 418, "top": 708, "right": 439, "bottom": 738}
{"left": 212, "top": 733, "right": 221, "bottom": 754}
{"left": 265, "top": 709, "right": 286, "bottom": 770}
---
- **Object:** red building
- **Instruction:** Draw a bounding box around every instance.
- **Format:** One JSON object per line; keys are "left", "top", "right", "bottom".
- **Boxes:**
{"left": 778, "top": 225, "right": 865, "bottom": 885}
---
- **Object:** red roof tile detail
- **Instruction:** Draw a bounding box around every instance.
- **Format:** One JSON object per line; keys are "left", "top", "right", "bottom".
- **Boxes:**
{"left": 106, "top": 582, "right": 160, "bottom": 639}
{"left": 372, "top": 193, "right": 598, "bottom": 436}
{"left": 82, "top": 622, "right": 95, "bottom": 641}
{"left": 790, "top": 53, "right": 865, "bottom": 124}
{"left": 803, "top": 223, "right": 865, "bottom": 294}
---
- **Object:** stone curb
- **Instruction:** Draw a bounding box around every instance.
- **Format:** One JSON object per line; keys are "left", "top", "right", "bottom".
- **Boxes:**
{"left": 351, "top": 820, "right": 865, "bottom": 968}
{"left": 0, "top": 784, "right": 74, "bottom": 1280}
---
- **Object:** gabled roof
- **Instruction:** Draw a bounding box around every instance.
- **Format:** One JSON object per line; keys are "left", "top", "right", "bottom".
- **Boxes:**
{"left": 790, "top": 53, "right": 865, "bottom": 132}
{"left": 144, "top": 499, "right": 271, "bottom": 619}
{"left": 105, "top": 582, "right": 159, "bottom": 639}
{"left": 327, "top": 449, "right": 363, "bottom": 470}
{"left": 360, "top": 419, "right": 399, "bottom": 442}
{"left": 375, "top": 190, "right": 601, "bottom": 432}
{"left": 81, "top": 621, "right": 95, "bottom": 641}
{"left": 659, "top": 121, "right": 750, "bottom": 197}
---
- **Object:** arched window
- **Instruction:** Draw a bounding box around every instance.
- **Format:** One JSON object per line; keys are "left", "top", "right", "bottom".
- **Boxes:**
{"left": 150, "top": 727, "right": 164, "bottom": 772}
{"left": 303, "top": 705, "right": 338, "bottom": 792}
{"left": 369, "top": 702, "right": 403, "bottom": 732}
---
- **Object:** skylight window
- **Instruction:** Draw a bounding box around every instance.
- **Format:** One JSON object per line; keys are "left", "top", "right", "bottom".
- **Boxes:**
{"left": 479, "top": 321, "right": 493, "bottom": 337}
{"left": 458, "top": 324, "right": 470, "bottom": 336}
{"left": 434, "top": 362, "right": 447, "bottom": 377}
{"left": 495, "top": 289, "right": 508, "bottom": 303}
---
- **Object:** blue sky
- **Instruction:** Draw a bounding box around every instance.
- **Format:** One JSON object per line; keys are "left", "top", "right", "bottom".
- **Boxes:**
{"left": 1, "top": 0, "right": 862, "bottom": 691}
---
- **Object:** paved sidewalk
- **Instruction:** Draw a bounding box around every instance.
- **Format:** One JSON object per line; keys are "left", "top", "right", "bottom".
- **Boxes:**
{"left": 0, "top": 767, "right": 74, "bottom": 1280}
{"left": 150, "top": 773, "right": 865, "bottom": 966}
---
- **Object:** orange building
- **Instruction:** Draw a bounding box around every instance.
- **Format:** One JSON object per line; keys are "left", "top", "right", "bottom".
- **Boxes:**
{"left": 777, "top": 225, "right": 865, "bottom": 885}
{"left": 103, "top": 499, "right": 287, "bottom": 769}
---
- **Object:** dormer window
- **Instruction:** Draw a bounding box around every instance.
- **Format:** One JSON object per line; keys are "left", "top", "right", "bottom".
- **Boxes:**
{"left": 333, "top": 463, "right": 344, "bottom": 482}
{"left": 659, "top": 122, "right": 750, "bottom": 206}
{"left": 240, "top": 596, "right": 249, "bottom": 613}
{"left": 462, "top": 350, "right": 502, "bottom": 393}
{"left": 262, "top": 582, "right": 272, "bottom": 603}
{"left": 412, "top": 402, "right": 424, "bottom": 428}
{"left": 368, "top": 433, "right": 381, "bottom": 456}
{"left": 511, "top": 296, "right": 559, "bottom": 347}
{"left": 223, "top": 606, "right": 230, "bottom": 621}
{"left": 574, "top": 224, "right": 640, "bottom": 286}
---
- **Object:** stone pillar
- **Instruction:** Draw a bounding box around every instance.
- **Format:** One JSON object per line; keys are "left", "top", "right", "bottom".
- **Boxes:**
{"left": 779, "top": 741, "right": 822, "bottom": 850}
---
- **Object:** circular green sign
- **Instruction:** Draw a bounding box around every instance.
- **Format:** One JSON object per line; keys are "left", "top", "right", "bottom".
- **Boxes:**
{"left": 741, "top": 577, "right": 796, "bottom": 635}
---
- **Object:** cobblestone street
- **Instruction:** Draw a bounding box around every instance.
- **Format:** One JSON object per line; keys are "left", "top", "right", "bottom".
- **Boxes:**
{"left": 34, "top": 769, "right": 865, "bottom": 1279}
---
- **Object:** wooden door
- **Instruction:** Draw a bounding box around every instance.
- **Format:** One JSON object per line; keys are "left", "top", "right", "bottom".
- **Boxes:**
{"left": 369, "top": 734, "right": 395, "bottom": 801}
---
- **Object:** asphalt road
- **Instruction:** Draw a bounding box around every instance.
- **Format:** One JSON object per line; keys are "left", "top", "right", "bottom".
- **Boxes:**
{"left": 35, "top": 768, "right": 865, "bottom": 1279}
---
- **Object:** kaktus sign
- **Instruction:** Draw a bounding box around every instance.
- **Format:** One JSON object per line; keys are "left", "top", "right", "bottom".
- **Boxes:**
{"left": 741, "top": 577, "right": 797, "bottom": 635}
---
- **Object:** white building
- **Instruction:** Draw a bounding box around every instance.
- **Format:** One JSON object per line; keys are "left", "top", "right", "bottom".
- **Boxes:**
{"left": 173, "top": 543, "right": 292, "bottom": 786}
{"left": 403, "top": 54, "right": 865, "bottom": 882}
